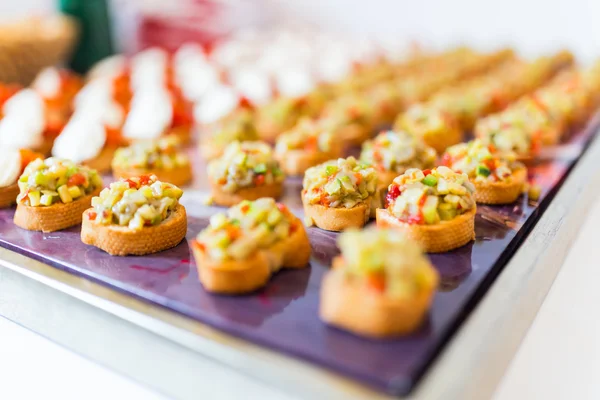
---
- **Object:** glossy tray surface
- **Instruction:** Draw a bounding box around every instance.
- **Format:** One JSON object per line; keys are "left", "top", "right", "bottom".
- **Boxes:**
{"left": 0, "top": 118, "right": 597, "bottom": 395}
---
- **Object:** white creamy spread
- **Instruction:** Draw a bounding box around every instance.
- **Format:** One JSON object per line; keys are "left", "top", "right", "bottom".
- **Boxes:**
{"left": 87, "top": 55, "right": 127, "bottom": 81}
{"left": 74, "top": 78, "right": 111, "bottom": 108}
{"left": 173, "top": 43, "right": 218, "bottom": 101}
{"left": 275, "top": 68, "right": 315, "bottom": 98}
{"left": 52, "top": 112, "right": 107, "bottom": 163}
{"left": 211, "top": 41, "right": 253, "bottom": 69}
{"left": 0, "top": 148, "right": 22, "bottom": 188}
{"left": 178, "top": 60, "right": 221, "bottom": 102}
{"left": 129, "top": 47, "right": 168, "bottom": 90}
{"left": 75, "top": 79, "right": 124, "bottom": 130}
{"left": 32, "top": 67, "right": 62, "bottom": 99}
{"left": 0, "top": 89, "right": 45, "bottom": 150}
{"left": 174, "top": 42, "right": 206, "bottom": 71}
{"left": 315, "top": 50, "right": 352, "bottom": 83}
{"left": 193, "top": 85, "right": 239, "bottom": 124}
{"left": 102, "top": 102, "right": 125, "bottom": 130}
{"left": 123, "top": 85, "right": 173, "bottom": 139}
{"left": 230, "top": 67, "right": 272, "bottom": 105}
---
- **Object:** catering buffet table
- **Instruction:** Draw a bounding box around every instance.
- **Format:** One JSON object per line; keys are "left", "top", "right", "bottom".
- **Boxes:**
{"left": 1, "top": 125, "right": 599, "bottom": 399}
{"left": 1, "top": 25, "right": 600, "bottom": 398}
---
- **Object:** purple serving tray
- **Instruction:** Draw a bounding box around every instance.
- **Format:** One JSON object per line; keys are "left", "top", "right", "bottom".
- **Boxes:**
{"left": 0, "top": 116, "right": 598, "bottom": 396}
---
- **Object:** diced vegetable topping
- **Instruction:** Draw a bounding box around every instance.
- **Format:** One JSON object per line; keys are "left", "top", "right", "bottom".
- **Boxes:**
{"left": 528, "top": 183, "right": 542, "bottom": 201}
{"left": 441, "top": 139, "right": 521, "bottom": 182}
{"left": 90, "top": 174, "right": 183, "bottom": 230}
{"left": 257, "top": 96, "right": 308, "bottom": 132}
{"left": 195, "top": 198, "right": 297, "bottom": 261}
{"left": 17, "top": 158, "right": 102, "bottom": 206}
{"left": 303, "top": 157, "right": 378, "bottom": 209}
{"left": 208, "top": 141, "right": 284, "bottom": 193}
{"left": 338, "top": 228, "right": 438, "bottom": 298}
{"left": 319, "top": 93, "right": 374, "bottom": 131}
{"left": 360, "top": 129, "right": 436, "bottom": 174}
{"left": 475, "top": 113, "right": 536, "bottom": 155}
{"left": 274, "top": 118, "right": 333, "bottom": 154}
{"left": 386, "top": 166, "right": 475, "bottom": 225}
{"left": 112, "top": 135, "right": 189, "bottom": 170}
{"left": 395, "top": 104, "right": 455, "bottom": 138}
{"left": 205, "top": 109, "right": 258, "bottom": 146}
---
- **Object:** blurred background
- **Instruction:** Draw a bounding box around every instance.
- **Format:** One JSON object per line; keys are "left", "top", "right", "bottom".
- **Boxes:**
{"left": 0, "top": 0, "right": 598, "bottom": 81}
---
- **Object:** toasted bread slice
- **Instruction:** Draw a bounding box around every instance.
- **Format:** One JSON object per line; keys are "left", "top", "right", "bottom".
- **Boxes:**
{"left": 302, "top": 195, "right": 370, "bottom": 232}
{"left": 337, "top": 123, "right": 373, "bottom": 146}
{"left": 276, "top": 147, "right": 341, "bottom": 177}
{"left": 473, "top": 167, "right": 527, "bottom": 205}
{"left": 0, "top": 183, "right": 18, "bottom": 209}
{"left": 540, "top": 123, "right": 564, "bottom": 146}
{"left": 256, "top": 120, "right": 284, "bottom": 144}
{"left": 81, "top": 204, "right": 187, "bottom": 256}
{"left": 376, "top": 169, "right": 402, "bottom": 191}
{"left": 83, "top": 146, "right": 117, "bottom": 174}
{"left": 210, "top": 179, "right": 283, "bottom": 207}
{"left": 193, "top": 216, "right": 311, "bottom": 294}
{"left": 320, "top": 264, "right": 437, "bottom": 338}
{"left": 35, "top": 137, "right": 54, "bottom": 156}
{"left": 376, "top": 206, "right": 476, "bottom": 253}
{"left": 14, "top": 187, "right": 101, "bottom": 232}
{"left": 199, "top": 141, "right": 224, "bottom": 161}
{"left": 167, "top": 125, "right": 192, "bottom": 145}
{"left": 423, "top": 127, "right": 463, "bottom": 154}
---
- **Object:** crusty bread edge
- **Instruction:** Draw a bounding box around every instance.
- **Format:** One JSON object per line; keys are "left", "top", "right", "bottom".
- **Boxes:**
{"left": 473, "top": 167, "right": 527, "bottom": 205}
{"left": 376, "top": 206, "right": 476, "bottom": 253}
{"left": 0, "top": 183, "right": 18, "bottom": 209}
{"left": 320, "top": 264, "right": 438, "bottom": 338}
{"left": 80, "top": 204, "right": 187, "bottom": 256}
{"left": 209, "top": 179, "right": 283, "bottom": 207}
{"left": 14, "top": 186, "right": 101, "bottom": 232}
{"left": 302, "top": 195, "right": 370, "bottom": 232}
{"left": 192, "top": 215, "right": 311, "bottom": 294}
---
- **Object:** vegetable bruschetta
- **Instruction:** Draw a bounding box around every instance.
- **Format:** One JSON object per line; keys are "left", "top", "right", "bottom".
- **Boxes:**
{"left": 360, "top": 129, "right": 437, "bottom": 189}
{"left": 274, "top": 118, "right": 342, "bottom": 176}
{"left": 302, "top": 157, "right": 379, "bottom": 231}
{"left": 441, "top": 139, "right": 527, "bottom": 204}
{"left": 320, "top": 227, "right": 439, "bottom": 337}
{"left": 394, "top": 104, "right": 462, "bottom": 154}
{"left": 81, "top": 175, "right": 186, "bottom": 256}
{"left": 376, "top": 167, "right": 476, "bottom": 252}
{"left": 112, "top": 136, "right": 192, "bottom": 187}
{"left": 192, "top": 198, "right": 310, "bottom": 294}
{"left": 208, "top": 141, "right": 285, "bottom": 207}
{"left": 14, "top": 158, "right": 103, "bottom": 232}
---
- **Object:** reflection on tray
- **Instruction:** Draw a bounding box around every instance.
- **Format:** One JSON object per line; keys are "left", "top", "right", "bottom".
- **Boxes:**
{"left": 200, "top": 266, "right": 312, "bottom": 328}
{"left": 476, "top": 200, "right": 527, "bottom": 240}
{"left": 431, "top": 242, "right": 474, "bottom": 292}
{"left": 308, "top": 228, "right": 340, "bottom": 266}
{"left": 83, "top": 238, "right": 192, "bottom": 294}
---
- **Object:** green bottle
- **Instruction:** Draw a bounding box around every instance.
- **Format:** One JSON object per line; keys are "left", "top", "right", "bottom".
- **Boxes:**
{"left": 59, "top": 0, "right": 115, "bottom": 73}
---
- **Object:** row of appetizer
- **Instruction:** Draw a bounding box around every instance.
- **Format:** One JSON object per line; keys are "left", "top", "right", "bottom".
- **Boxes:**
{"left": 0, "top": 40, "right": 436, "bottom": 171}
{"left": 0, "top": 45, "right": 599, "bottom": 340}
{"left": 0, "top": 152, "right": 438, "bottom": 338}
{"left": 2, "top": 46, "right": 591, "bottom": 175}
{"left": 3, "top": 53, "right": 600, "bottom": 244}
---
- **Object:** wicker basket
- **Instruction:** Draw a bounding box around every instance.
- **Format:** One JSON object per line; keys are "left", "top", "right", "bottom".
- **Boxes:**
{"left": 0, "top": 15, "right": 79, "bottom": 85}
